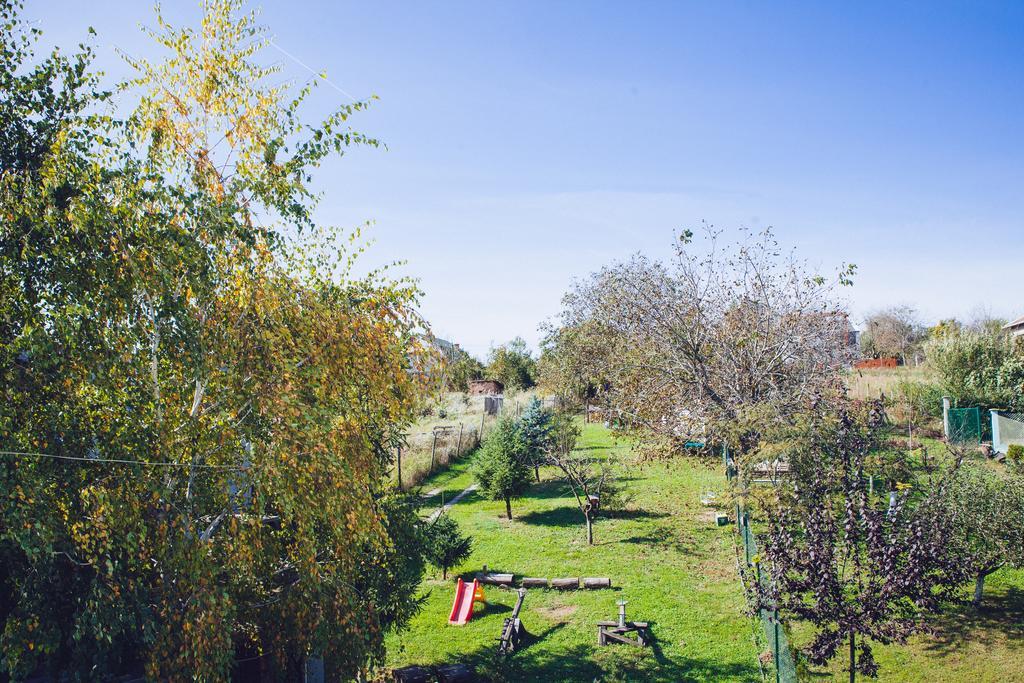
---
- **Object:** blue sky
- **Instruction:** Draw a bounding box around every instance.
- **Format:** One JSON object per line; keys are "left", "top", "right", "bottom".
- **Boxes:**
{"left": 37, "top": 1, "right": 1024, "bottom": 358}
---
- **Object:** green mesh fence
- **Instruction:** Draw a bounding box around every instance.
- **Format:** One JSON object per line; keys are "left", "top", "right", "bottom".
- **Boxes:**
{"left": 740, "top": 515, "right": 798, "bottom": 683}
{"left": 948, "top": 406, "right": 981, "bottom": 445}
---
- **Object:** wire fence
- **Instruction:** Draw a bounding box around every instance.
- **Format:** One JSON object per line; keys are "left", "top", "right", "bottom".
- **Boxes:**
{"left": 946, "top": 406, "right": 981, "bottom": 445}
{"left": 990, "top": 410, "right": 1024, "bottom": 455}
{"left": 396, "top": 421, "right": 484, "bottom": 491}
{"left": 726, "top": 448, "right": 798, "bottom": 683}
{"left": 739, "top": 513, "right": 798, "bottom": 683}
{"left": 394, "top": 392, "right": 561, "bottom": 490}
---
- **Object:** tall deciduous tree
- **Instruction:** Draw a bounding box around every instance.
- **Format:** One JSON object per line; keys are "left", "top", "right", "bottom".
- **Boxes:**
{"left": 552, "top": 227, "right": 855, "bottom": 455}
{"left": 486, "top": 337, "right": 537, "bottom": 390}
{"left": 859, "top": 306, "right": 924, "bottom": 364}
{"left": 0, "top": 1, "right": 430, "bottom": 678}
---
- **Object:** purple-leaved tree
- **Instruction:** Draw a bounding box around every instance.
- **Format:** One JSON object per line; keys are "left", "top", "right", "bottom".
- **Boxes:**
{"left": 755, "top": 401, "right": 968, "bottom": 681}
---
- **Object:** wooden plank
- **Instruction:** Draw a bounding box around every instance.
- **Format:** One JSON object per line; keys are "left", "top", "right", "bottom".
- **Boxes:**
{"left": 601, "top": 630, "right": 642, "bottom": 646}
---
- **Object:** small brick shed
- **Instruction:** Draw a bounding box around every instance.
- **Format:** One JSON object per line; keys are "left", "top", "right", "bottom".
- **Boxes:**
{"left": 468, "top": 379, "right": 504, "bottom": 396}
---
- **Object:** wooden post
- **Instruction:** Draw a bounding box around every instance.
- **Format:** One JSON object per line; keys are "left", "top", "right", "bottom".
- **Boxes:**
{"left": 456, "top": 423, "right": 464, "bottom": 456}
{"left": 397, "top": 446, "right": 403, "bottom": 491}
{"left": 430, "top": 432, "right": 438, "bottom": 473}
{"left": 480, "top": 406, "right": 486, "bottom": 438}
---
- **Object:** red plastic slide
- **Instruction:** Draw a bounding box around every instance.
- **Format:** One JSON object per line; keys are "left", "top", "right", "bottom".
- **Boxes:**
{"left": 448, "top": 578, "right": 484, "bottom": 625}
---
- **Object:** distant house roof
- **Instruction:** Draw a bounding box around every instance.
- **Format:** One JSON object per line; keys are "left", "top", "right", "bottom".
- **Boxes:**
{"left": 1004, "top": 316, "right": 1024, "bottom": 331}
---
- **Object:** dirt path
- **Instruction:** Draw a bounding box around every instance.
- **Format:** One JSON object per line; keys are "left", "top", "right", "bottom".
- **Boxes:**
{"left": 426, "top": 483, "right": 478, "bottom": 522}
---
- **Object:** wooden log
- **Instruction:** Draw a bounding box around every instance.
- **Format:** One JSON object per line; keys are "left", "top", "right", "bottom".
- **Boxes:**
{"left": 479, "top": 572, "right": 514, "bottom": 586}
{"left": 436, "top": 663, "right": 474, "bottom": 683}
{"left": 582, "top": 577, "right": 611, "bottom": 589}
{"left": 522, "top": 577, "right": 549, "bottom": 588}
{"left": 392, "top": 665, "right": 432, "bottom": 683}
{"left": 551, "top": 577, "right": 579, "bottom": 590}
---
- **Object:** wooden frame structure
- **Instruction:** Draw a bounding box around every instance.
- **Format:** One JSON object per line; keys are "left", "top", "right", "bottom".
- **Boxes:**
{"left": 597, "top": 600, "right": 649, "bottom": 647}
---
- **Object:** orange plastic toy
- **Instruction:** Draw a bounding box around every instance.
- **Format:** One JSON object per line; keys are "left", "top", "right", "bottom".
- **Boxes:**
{"left": 448, "top": 578, "right": 485, "bottom": 625}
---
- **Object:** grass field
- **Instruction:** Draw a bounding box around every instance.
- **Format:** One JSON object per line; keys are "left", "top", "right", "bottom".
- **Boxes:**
{"left": 790, "top": 565, "right": 1024, "bottom": 682}
{"left": 395, "top": 389, "right": 549, "bottom": 490}
{"left": 392, "top": 418, "right": 1024, "bottom": 682}
{"left": 386, "top": 422, "right": 762, "bottom": 682}
{"left": 844, "top": 366, "right": 933, "bottom": 401}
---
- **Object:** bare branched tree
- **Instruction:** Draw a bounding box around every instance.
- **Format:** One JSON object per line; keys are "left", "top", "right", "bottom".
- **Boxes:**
{"left": 859, "top": 305, "right": 924, "bottom": 364}
{"left": 543, "top": 413, "right": 610, "bottom": 544}
{"left": 553, "top": 226, "right": 855, "bottom": 454}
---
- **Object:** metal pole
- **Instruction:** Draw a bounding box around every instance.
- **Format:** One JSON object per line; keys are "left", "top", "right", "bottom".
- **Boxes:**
{"left": 430, "top": 433, "right": 437, "bottom": 473}
{"left": 774, "top": 610, "right": 781, "bottom": 683}
{"left": 617, "top": 600, "right": 627, "bottom": 628}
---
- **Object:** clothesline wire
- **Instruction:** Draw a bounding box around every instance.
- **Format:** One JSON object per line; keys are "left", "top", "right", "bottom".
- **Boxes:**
{"left": 0, "top": 450, "right": 243, "bottom": 469}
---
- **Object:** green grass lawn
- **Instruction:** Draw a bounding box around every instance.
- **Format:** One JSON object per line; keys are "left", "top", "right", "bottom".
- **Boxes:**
{"left": 789, "top": 565, "right": 1024, "bottom": 682}
{"left": 784, "top": 426, "right": 1024, "bottom": 682}
{"left": 386, "top": 422, "right": 762, "bottom": 682}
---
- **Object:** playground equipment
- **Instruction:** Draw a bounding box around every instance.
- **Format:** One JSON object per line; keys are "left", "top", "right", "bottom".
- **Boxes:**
{"left": 497, "top": 588, "right": 528, "bottom": 655}
{"left": 447, "top": 578, "right": 485, "bottom": 626}
{"left": 476, "top": 566, "right": 612, "bottom": 590}
{"left": 597, "top": 600, "right": 650, "bottom": 647}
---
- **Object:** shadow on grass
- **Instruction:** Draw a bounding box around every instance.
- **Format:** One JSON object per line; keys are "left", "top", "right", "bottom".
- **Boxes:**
{"left": 526, "top": 477, "right": 645, "bottom": 502}
{"left": 455, "top": 639, "right": 760, "bottom": 683}
{"left": 525, "top": 480, "right": 573, "bottom": 500}
{"left": 614, "top": 527, "right": 710, "bottom": 558}
{"left": 920, "top": 586, "right": 1024, "bottom": 656}
{"left": 520, "top": 505, "right": 670, "bottom": 529}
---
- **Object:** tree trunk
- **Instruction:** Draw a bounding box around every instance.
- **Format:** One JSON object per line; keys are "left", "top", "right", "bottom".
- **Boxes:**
{"left": 849, "top": 632, "right": 856, "bottom": 683}
{"left": 443, "top": 567, "right": 448, "bottom": 580}
{"left": 974, "top": 571, "right": 986, "bottom": 606}
{"left": 505, "top": 497, "right": 512, "bottom": 520}
{"left": 585, "top": 513, "right": 594, "bottom": 545}
{"left": 534, "top": 463, "right": 540, "bottom": 482}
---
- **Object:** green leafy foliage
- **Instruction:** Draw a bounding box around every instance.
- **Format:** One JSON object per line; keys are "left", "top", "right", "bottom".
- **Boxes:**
{"left": 424, "top": 512, "right": 472, "bottom": 580}
{"left": 486, "top": 337, "right": 537, "bottom": 390}
{"left": 893, "top": 379, "right": 946, "bottom": 419}
{"left": 942, "top": 461, "right": 1024, "bottom": 605}
{"left": 0, "top": 1, "right": 430, "bottom": 678}
{"left": 1008, "top": 444, "right": 1024, "bottom": 463}
{"left": 441, "top": 345, "right": 485, "bottom": 392}
{"left": 925, "top": 331, "right": 1024, "bottom": 411}
{"left": 472, "top": 417, "right": 532, "bottom": 519}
